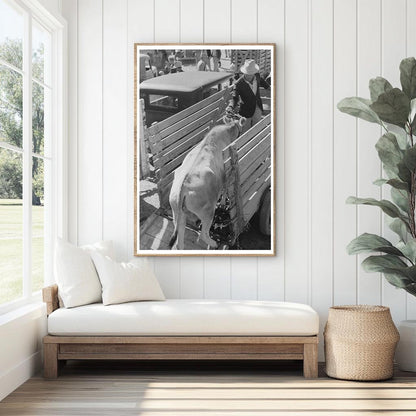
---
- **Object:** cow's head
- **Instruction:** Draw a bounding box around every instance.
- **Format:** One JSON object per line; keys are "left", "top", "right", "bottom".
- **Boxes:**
{"left": 222, "top": 115, "right": 246, "bottom": 137}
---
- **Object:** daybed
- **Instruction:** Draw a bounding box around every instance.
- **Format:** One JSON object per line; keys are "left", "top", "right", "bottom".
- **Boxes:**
{"left": 42, "top": 284, "right": 320, "bottom": 379}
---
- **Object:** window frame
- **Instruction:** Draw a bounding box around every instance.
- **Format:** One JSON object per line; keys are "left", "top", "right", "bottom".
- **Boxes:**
{"left": 0, "top": 0, "right": 67, "bottom": 315}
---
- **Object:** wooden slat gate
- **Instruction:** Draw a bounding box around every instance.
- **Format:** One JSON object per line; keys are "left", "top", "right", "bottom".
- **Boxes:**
{"left": 144, "top": 87, "right": 231, "bottom": 211}
{"left": 223, "top": 114, "right": 272, "bottom": 244}
{"left": 230, "top": 50, "right": 272, "bottom": 76}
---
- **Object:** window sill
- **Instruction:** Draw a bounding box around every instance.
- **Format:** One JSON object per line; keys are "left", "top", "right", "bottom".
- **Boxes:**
{"left": 0, "top": 298, "right": 45, "bottom": 327}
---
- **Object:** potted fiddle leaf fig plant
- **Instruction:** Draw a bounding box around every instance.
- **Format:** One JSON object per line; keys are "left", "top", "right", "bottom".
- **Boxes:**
{"left": 337, "top": 57, "right": 416, "bottom": 372}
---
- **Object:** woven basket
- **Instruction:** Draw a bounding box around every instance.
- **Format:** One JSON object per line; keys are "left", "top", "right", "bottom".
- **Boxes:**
{"left": 324, "top": 305, "right": 399, "bottom": 381}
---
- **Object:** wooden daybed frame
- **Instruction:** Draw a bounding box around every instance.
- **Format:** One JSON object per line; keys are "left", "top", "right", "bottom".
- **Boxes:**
{"left": 42, "top": 285, "right": 319, "bottom": 379}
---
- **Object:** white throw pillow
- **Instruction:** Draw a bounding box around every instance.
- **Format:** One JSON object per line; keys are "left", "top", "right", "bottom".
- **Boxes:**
{"left": 55, "top": 239, "right": 114, "bottom": 308}
{"left": 81, "top": 240, "right": 115, "bottom": 259}
{"left": 90, "top": 252, "right": 165, "bottom": 306}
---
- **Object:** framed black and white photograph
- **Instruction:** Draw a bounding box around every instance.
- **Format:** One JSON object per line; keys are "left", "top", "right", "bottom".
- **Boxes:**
{"left": 134, "top": 44, "right": 275, "bottom": 256}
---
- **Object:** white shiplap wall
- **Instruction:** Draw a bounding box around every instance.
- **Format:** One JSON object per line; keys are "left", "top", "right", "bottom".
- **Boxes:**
{"left": 61, "top": 0, "right": 416, "bottom": 356}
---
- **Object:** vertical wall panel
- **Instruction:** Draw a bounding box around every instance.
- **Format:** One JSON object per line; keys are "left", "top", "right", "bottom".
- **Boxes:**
{"left": 284, "top": 0, "right": 309, "bottom": 303}
{"left": 407, "top": 0, "right": 416, "bottom": 319}
{"left": 230, "top": 0, "right": 256, "bottom": 42}
{"left": 310, "top": 0, "right": 333, "bottom": 359}
{"left": 203, "top": 0, "right": 232, "bottom": 299}
{"left": 257, "top": 0, "right": 285, "bottom": 301}
{"left": 204, "top": 258, "right": 231, "bottom": 299}
{"left": 153, "top": 258, "right": 181, "bottom": 298}
{"left": 230, "top": 0, "right": 258, "bottom": 300}
{"left": 103, "top": 0, "right": 128, "bottom": 260}
{"left": 180, "top": 258, "right": 204, "bottom": 298}
{"left": 381, "top": 0, "right": 407, "bottom": 322}
{"left": 61, "top": 0, "right": 78, "bottom": 245}
{"left": 204, "top": 0, "right": 231, "bottom": 43}
{"left": 180, "top": 0, "right": 203, "bottom": 43}
{"left": 77, "top": 0, "right": 103, "bottom": 245}
{"left": 178, "top": 0, "right": 205, "bottom": 298}
{"left": 356, "top": 0, "right": 382, "bottom": 305}
{"left": 333, "top": 0, "right": 357, "bottom": 305}
{"left": 231, "top": 258, "right": 258, "bottom": 299}
{"left": 154, "top": 0, "right": 180, "bottom": 42}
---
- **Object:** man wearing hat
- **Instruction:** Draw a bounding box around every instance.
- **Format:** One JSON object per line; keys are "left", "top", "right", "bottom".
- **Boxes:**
{"left": 226, "top": 59, "right": 270, "bottom": 132}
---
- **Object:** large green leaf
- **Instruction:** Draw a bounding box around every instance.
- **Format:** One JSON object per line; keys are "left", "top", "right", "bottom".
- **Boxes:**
{"left": 387, "top": 178, "right": 410, "bottom": 191}
{"left": 384, "top": 166, "right": 400, "bottom": 180}
{"left": 398, "top": 161, "right": 412, "bottom": 185}
{"left": 373, "top": 178, "right": 410, "bottom": 191}
{"left": 412, "top": 114, "right": 416, "bottom": 133}
{"left": 373, "top": 178, "right": 388, "bottom": 186}
{"left": 346, "top": 196, "right": 406, "bottom": 219}
{"left": 395, "top": 130, "right": 410, "bottom": 150}
{"left": 391, "top": 187, "right": 409, "bottom": 213}
{"left": 347, "top": 233, "right": 403, "bottom": 256}
{"left": 404, "top": 283, "right": 416, "bottom": 296}
{"left": 410, "top": 98, "right": 416, "bottom": 131}
{"left": 362, "top": 254, "right": 408, "bottom": 271}
{"left": 403, "top": 146, "right": 416, "bottom": 172}
{"left": 397, "top": 240, "right": 416, "bottom": 264}
{"left": 400, "top": 57, "right": 416, "bottom": 100}
{"left": 370, "top": 88, "right": 410, "bottom": 128}
{"left": 403, "top": 265, "right": 416, "bottom": 282}
{"left": 361, "top": 255, "right": 415, "bottom": 288}
{"left": 337, "top": 97, "right": 382, "bottom": 125}
{"left": 411, "top": 98, "right": 416, "bottom": 133}
{"left": 389, "top": 217, "right": 410, "bottom": 241}
{"left": 375, "top": 132, "right": 404, "bottom": 173}
{"left": 369, "top": 77, "right": 393, "bottom": 102}
{"left": 383, "top": 271, "right": 412, "bottom": 288}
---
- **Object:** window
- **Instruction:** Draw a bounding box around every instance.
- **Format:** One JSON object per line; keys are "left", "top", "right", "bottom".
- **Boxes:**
{"left": 147, "top": 94, "right": 179, "bottom": 110}
{"left": 0, "top": 0, "right": 65, "bottom": 312}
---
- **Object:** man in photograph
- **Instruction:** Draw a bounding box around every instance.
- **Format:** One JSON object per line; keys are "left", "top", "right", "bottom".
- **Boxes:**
{"left": 226, "top": 59, "right": 270, "bottom": 133}
{"left": 196, "top": 52, "right": 211, "bottom": 71}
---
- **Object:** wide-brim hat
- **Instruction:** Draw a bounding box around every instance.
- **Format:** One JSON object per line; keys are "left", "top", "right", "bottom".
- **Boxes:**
{"left": 240, "top": 59, "right": 259, "bottom": 75}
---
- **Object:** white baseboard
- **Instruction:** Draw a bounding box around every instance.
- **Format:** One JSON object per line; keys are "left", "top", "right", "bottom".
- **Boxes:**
{"left": 0, "top": 350, "right": 42, "bottom": 401}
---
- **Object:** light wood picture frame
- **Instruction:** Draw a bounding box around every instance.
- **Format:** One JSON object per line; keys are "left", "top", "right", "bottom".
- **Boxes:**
{"left": 134, "top": 44, "right": 276, "bottom": 256}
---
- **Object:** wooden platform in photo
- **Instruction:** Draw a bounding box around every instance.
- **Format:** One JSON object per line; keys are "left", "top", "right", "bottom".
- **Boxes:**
{"left": 139, "top": 210, "right": 209, "bottom": 250}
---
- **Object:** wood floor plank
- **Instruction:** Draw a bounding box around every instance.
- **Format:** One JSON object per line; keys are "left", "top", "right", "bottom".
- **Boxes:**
{"left": 140, "top": 387, "right": 416, "bottom": 399}
{"left": 1, "top": 362, "right": 416, "bottom": 415}
{"left": 137, "top": 399, "right": 416, "bottom": 411}
{"left": 2, "top": 412, "right": 416, "bottom": 416}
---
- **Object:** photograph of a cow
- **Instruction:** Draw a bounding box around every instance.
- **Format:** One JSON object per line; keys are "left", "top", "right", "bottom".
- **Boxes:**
{"left": 169, "top": 116, "right": 246, "bottom": 250}
{"left": 135, "top": 44, "right": 275, "bottom": 256}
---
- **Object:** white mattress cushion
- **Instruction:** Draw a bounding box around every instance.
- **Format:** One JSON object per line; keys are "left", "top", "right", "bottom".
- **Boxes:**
{"left": 48, "top": 299, "right": 319, "bottom": 336}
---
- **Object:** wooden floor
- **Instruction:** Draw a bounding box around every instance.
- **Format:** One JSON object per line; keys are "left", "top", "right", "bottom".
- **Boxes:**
{"left": 1, "top": 360, "right": 416, "bottom": 415}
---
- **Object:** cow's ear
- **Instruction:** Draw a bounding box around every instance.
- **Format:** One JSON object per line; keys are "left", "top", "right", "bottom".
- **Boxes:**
{"left": 239, "top": 117, "right": 247, "bottom": 128}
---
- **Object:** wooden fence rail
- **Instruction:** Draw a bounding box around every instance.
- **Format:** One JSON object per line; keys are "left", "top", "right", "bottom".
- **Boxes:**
{"left": 223, "top": 113, "right": 271, "bottom": 242}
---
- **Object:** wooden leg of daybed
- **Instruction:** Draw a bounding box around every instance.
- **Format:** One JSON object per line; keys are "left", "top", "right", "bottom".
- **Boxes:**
{"left": 303, "top": 343, "right": 318, "bottom": 379}
{"left": 44, "top": 343, "right": 59, "bottom": 379}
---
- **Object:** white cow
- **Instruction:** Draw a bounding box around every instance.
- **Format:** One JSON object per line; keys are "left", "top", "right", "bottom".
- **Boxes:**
{"left": 169, "top": 116, "right": 246, "bottom": 250}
